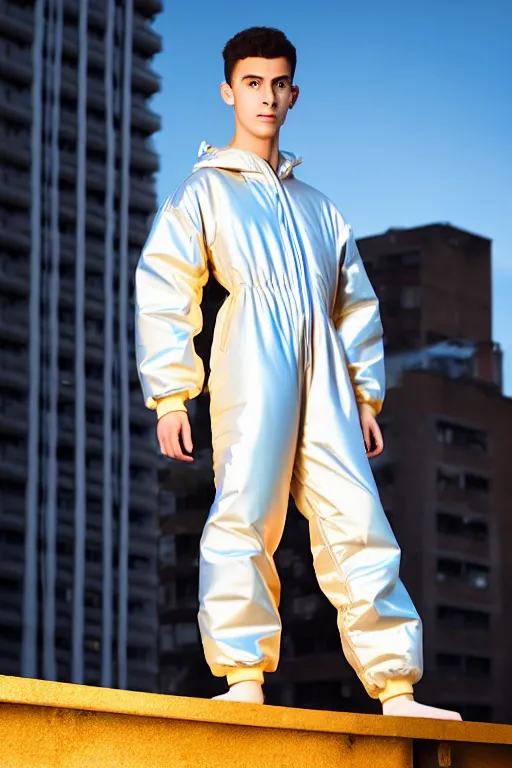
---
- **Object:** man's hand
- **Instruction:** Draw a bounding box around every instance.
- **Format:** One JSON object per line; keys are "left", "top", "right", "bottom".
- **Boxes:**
{"left": 157, "top": 411, "right": 194, "bottom": 462}
{"left": 358, "top": 403, "right": 384, "bottom": 458}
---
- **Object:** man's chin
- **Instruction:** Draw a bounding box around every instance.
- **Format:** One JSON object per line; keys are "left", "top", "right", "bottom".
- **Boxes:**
{"left": 251, "top": 124, "right": 281, "bottom": 140}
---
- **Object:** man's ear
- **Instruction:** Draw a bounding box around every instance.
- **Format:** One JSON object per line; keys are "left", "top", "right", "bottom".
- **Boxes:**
{"left": 220, "top": 81, "right": 234, "bottom": 106}
{"left": 290, "top": 84, "right": 300, "bottom": 109}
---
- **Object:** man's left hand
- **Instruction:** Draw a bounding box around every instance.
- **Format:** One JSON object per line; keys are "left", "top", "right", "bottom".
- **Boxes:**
{"left": 358, "top": 403, "right": 384, "bottom": 458}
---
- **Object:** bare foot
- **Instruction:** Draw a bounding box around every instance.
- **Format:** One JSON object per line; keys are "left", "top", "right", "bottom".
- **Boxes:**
{"left": 212, "top": 681, "right": 265, "bottom": 704}
{"left": 383, "top": 694, "right": 462, "bottom": 720}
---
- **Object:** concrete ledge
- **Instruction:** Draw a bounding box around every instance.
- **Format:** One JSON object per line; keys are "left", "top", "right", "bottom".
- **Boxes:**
{"left": 0, "top": 674, "right": 511, "bottom": 767}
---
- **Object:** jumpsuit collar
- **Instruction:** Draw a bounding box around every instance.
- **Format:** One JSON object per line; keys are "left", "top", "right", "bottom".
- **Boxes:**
{"left": 194, "top": 140, "right": 303, "bottom": 181}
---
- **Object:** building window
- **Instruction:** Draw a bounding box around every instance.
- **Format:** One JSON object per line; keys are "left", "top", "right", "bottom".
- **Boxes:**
{"left": 436, "top": 559, "right": 490, "bottom": 589}
{"left": 85, "top": 546, "right": 102, "bottom": 563}
{"left": 436, "top": 468, "right": 490, "bottom": 495}
{"left": 467, "top": 656, "right": 492, "bottom": 677}
{"left": 127, "top": 645, "right": 149, "bottom": 661}
{"left": 377, "top": 250, "right": 421, "bottom": 269}
{"left": 128, "top": 599, "right": 146, "bottom": 615}
{"left": 85, "top": 637, "right": 101, "bottom": 653}
{"left": 437, "top": 512, "right": 488, "bottom": 542}
{"left": 401, "top": 286, "right": 421, "bottom": 309}
{"left": 466, "top": 473, "right": 490, "bottom": 494}
{"left": 158, "top": 583, "right": 176, "bottom": 609}
{"left": 129, "top": 554, "right": 150, "bottom": 571}
{"left": 160, "top": 622, "right": 199, "bottom": 652}
{"left": 175, "top": 622, "right": 198, "bottom": 647}
{"left": 437, "top": 468, "right": 460, "bottom": 490}
{"left": 176, "top": 533, "right": 200, "bottom": 561}
{"left": 467, "top": 563, "right": 490, "bottom": 589}
{"left": 436, "top": 421, "right": 488, "bottom": 453}
{"left": 159, "top": 534, "right": 175, "bottom": 565}
{"left": 437, "top": 605, "right": 490, "bottom": 631}
{"left": 438, "top": 653, "right": 492, "bottom": 678}
{"left": 401, "top": 250, "right": 422, "bottom": 266}
{"left": 176, "top": 577, "right": 198, "bottom": 606}
{"left": 437, "top": 653, "right": 462, "bottom": 673}
{"left": 160, "top": 624, "right": 174, "bottom": 652}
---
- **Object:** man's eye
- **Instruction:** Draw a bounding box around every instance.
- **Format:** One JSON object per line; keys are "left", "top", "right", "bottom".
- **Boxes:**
{"left": 277, "top": 81, "right": 287, "bottom": 88}
{"left": 249, "top": 80, "right": 259, "bottom": 87}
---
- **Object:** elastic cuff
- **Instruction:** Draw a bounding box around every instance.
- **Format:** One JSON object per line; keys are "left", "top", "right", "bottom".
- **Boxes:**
{"left": 226, "top": 668, "right": 265, "bottom": 686}
{"left": 155, "top": 393, "right": 188, "bottom": 419}
{"left": 378, "top": 678, "right": 414, "bottom": 703}
{"left": 356, "top": 398, "right": 382, "bottom": 418}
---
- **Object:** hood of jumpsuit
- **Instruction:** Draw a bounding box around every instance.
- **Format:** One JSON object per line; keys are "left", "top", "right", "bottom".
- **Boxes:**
{"left": 192, "top": 140, "right": 304, "bottom": 181}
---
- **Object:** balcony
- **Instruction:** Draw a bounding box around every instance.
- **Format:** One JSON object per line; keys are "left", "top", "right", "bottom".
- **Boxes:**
{"left": 0, "top": 178, "right": 31, "bottom": 208}
{"left": 437, "top": 487, "right": 490, "bottom": 516}
{"left": 130, "top": 179, "right": 158, "bottom": 212}
{"left": 129, "top": 218, "right": 152, "bottom": 248}
{"left": 436, "top": 579, "right": 493, "bottom": 608}
{"left": 437, "top": 532, "right": 489, "bottom": 560}
{"left": 0, "top": 220, "right": 30, "bottom": 251}
{"left": 131, "top": 100, "right": 161, "bottom": 135}
{"left": 0, "top": 495, "right": 25, "bottom": 525}
{"left": 86, "top": 36, "right": 104, "bottom": 69}
{"left": 0, "top": 350, "right": 28, "bottom": 388}
{"left": 132, "top": 54, "right": 161, "bottom": 96}
{"left": 0, "top": 258, "right": 30, "bottom": 293}
{"left": 130, "top": 138, "right": 159, "bottom": 173}
{"left": 134, "top": 0, "right": 163, "bottom": 18}
{"left": 133, "top": 12, "right": 163, "bottom": 53}
{"left": 0, "top": 674, "right": 511, "bottom": 767}
{"left": 0, "top": 4, "right": 34, "bottom": 43}
{"left": 0, "top": 47, "right": 32, "bottom": 85}
{"left": 0, "top": 100, "right": 32, "bottom": 128}
{"left": 435, "top": 626, "right": 491, "bottom": 655}
{"left": 439, "top": 442, "right": 490, "bottom": 472}
{"left": 0, "top": 397, "right": 27, "bottom": 435}
{"left": 0, "top": 445, "right": 26, "bottom": 480}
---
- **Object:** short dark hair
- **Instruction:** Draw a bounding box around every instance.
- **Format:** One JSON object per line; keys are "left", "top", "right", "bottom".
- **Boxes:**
{"left": 222, "top": 27, "right": 297, "bottom": 86}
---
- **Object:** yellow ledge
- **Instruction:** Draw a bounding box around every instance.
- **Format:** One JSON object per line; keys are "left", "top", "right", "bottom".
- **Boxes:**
{"left": 0, "top": 674, "right": 511, "bottom": 767}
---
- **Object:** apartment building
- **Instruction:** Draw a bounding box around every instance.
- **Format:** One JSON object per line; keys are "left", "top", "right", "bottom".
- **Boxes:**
{"left": 0, "top": 0, "right": 162, "bottom": 692}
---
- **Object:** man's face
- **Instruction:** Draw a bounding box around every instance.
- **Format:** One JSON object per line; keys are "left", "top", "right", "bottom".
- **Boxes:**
{"left": 221, "top": 56, "right": 299, "bottom": 139}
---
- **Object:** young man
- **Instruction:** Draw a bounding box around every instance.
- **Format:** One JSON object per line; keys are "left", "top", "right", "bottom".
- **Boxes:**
{"left": 135, "top": 27, "right": 461, "bottom": 720}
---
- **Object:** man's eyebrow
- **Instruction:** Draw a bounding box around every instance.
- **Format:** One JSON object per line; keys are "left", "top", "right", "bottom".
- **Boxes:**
{"left": 241, "top": 74, "right": 292, "bottom": 83}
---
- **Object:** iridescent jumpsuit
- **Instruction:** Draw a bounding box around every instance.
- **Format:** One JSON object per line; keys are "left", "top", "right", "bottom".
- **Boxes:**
{"left": 135, "top": 142, "right": 423, "bottom": 700}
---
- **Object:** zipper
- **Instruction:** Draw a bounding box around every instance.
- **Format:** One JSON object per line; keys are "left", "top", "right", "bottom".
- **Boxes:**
{"left": 272, "top": 176, "right": 312, "bottom": 368}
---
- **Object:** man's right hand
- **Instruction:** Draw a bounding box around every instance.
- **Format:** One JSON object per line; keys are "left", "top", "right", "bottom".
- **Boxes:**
{"left": 157, "top": 411, "right": 194, "bottom": 462}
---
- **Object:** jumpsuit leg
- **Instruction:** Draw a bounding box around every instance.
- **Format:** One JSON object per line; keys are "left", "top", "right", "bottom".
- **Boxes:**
{"left": 198, "top": 287, "right": 303, "bottom": 680}
{"left": 290, "top": 321, "right": 423, "bottom": 699}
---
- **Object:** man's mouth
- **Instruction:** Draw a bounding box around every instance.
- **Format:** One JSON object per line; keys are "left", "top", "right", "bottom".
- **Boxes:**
{"left": 257, "top": 114, "right": 277, "bottom": 121}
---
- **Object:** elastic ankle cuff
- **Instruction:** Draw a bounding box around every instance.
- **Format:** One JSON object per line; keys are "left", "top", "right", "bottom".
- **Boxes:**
{"left": 226, "top": 668, "right": 265, "bottom": 686}
{"left": 378, "top": 678, "right": 414, "bottom": 703}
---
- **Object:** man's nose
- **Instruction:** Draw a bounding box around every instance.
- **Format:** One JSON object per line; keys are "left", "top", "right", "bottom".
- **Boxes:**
{"left": 262, "top": 87, "right": 277, "bottom": 106}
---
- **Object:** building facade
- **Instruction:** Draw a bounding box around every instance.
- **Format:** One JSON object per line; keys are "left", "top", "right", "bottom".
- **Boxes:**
{"left": 0, "top": 0, "right": 162, "bottom": 692}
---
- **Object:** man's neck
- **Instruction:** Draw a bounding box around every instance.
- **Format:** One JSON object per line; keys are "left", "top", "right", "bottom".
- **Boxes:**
{"left": 226, "top": 128, "right": 280, "bottom": 174}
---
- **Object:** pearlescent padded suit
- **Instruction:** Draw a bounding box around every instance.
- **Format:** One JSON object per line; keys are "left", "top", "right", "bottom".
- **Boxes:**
{"left": 135, "top": 142, "right": 423, "bottom": 698}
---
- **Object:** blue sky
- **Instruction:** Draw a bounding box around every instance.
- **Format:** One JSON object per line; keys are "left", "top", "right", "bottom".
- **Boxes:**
{"left": 150, "top": 0, "right": 511, "bottom": 395}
